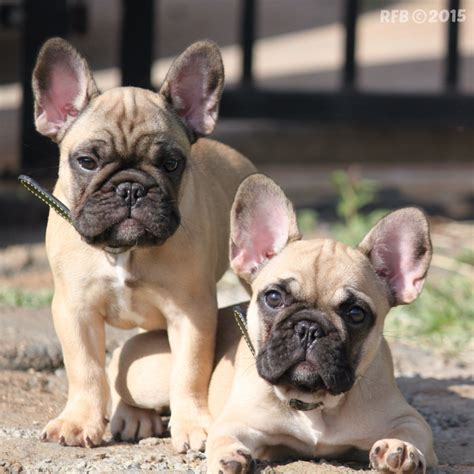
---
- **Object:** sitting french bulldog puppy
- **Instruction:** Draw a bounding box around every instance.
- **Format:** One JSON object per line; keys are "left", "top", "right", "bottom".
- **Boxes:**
{"left": 109, "top": 174, "right": 437, "bottom": 473}
{"left": 32, "top": 37, "right": 255, "bottom": 451}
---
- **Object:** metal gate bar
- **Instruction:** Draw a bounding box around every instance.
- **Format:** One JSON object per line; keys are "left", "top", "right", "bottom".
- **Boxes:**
{"left": 15, "top": 0, "right": 472, "bottom": 174}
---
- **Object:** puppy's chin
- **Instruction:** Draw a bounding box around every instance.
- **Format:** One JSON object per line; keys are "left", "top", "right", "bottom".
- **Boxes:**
{"left": 285, "top": 361, "right": 325, "bottom": 392}
{"left": 79, "top": 216, "right": 179, "bottom": 250}
{"left": 273, "top": 383, "right": 345, "bottom": 410}
{"left": 105, "top": 219, "right": 160, "bottom": 248}
{"left": 274, "top": 360, "right": 349, "bottom": 408}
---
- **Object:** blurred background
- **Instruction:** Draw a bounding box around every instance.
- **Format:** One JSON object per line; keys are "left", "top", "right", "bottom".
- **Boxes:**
{"left": 0, "top": 0, "right": 473, "bottom": 240}
{"left": 0, "top": 2, "right": 473, "bottom": 470}
{"left": 0, "top": 0, "right": 472, "bottom": 361}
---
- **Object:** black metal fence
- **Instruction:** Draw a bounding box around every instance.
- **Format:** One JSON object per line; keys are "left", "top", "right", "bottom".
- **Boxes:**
{"left": 5, "top": 0, "right": 474, "bottom": 173}
{"left": 222, "top": 0, "right": 473, "bottom": 123}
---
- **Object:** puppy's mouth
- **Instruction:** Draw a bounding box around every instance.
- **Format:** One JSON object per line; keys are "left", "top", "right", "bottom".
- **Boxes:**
{"left": 99, "top": 217, "right": 163, "bottom": 249}
{"left": 256, "top": 313, "right": 355, "bottom": 397}
{"left": 284, "top": 361, "right": 326, "bottom": 393}
{"left": 72, "top": 170, "right": 181, "bottom": 250}
{"left": 77, "top": 212, "right": 180, "bottom": 250}
{"left": 280, "top": 359, "right": 354, "bottom": 396}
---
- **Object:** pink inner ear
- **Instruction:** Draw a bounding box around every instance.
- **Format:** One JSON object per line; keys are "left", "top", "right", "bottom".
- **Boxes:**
{"left": 36, "top": 63, "right": 82, "bottom": 135}
{"left": 170, "top": 57, "right": 218, "bottom": 135}
{"left": 45, "top": 64, "right": 81, "bottom": 121}
{"left": 231, "top": 201, "right": 289, "bottom": 277}
{"left": 373, "top": 230, "right": 427, "bottom": 304}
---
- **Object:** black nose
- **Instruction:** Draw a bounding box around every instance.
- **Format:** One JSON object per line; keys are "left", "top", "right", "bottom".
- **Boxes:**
{"left": 295, "top": 320, "right": 324, "bottom": 346}
{"left": 115, "top": 182, "right": 147, "bottom": 207}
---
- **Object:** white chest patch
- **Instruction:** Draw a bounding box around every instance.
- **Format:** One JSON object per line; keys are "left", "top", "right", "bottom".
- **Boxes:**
{"left": 114, "top": 253, "right": 129, "bottom": 286}
{"left": 110, "top": 252, "right": 144, "bottom": 325}
{"left": 295, "top": 409, "right": 325, "bottom": 448}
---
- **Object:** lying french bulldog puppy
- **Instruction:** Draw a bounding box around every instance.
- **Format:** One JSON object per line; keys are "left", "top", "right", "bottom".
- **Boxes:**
{"left": 109, "top": 174, "right": 437, "bottom": 473}
{"left": 32, "top": 37, "right": 255, "bottom": 451}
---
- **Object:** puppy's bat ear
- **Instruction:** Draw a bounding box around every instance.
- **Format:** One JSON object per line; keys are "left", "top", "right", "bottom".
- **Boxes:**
{"left": 159, "top": 40, "right": 224, "bottom": 139}
{"left": 358, "top": 207, "right": 432, "bottom": 306}
{"left": 230, "top": 174, "right": 301, "bottom": 283}
{"left": 32, "top": 37, "right": 99, "bottom": 142}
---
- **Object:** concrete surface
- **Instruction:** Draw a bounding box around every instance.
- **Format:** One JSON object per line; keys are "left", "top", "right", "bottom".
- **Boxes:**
{"left": 0, "top": 306, "right": 137, "bottom": 371}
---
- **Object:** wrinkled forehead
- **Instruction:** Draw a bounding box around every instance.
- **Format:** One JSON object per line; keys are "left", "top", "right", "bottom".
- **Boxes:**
{"left": 256, "top": 239, "right": 385, "bottom": 306}
{"left": 60, "top": 87, "right": 190, "bottom": 157}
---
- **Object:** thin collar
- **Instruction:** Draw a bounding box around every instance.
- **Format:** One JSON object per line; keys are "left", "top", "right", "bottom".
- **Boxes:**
{"left": 19, "top": 175, "right": 72, "bottom": 223}
{"left": 19, "top": 175, "right": 127, "bottom": 255}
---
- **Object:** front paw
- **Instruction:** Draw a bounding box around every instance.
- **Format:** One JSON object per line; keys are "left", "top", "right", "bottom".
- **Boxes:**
{"left": 209, "top": 446, "right": 253, "bottom": 474}
{"left": 370, "top": 439, "right": 426, "bottom": 473}
{"left": 41, "top": 410, "right": 107, "bottom": 447}
{"left": 170, "top": 410, "right": 212, "bottom": 453}
{"left": 111, "top": 400, "right": 163, "bottom": 443}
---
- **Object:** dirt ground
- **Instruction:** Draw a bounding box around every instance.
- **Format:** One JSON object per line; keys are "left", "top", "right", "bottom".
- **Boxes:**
{"left": 0, "top": 237, "right": 473, "bottom": 473}
{"left": 0, "top": 333, "right": 472, "bottom": 473}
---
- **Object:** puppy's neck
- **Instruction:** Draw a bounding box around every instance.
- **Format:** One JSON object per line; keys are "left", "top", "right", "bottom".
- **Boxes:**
{"left": 107, "top": 251, "right": 131, "bottom": 281}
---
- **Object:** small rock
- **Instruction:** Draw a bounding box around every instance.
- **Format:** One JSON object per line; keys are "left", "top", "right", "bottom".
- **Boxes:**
{"left": 186, "top": 449, "right": 206, "bottom": 462}
{"left": 9, "top": 463, "right": 23, "bottom": 474}
{"left": 138, "top": 437, "right": 161, "bottom": 446}
{"left": 93, "top": 452, "right": 108, "bottom": 460}
{"left": 54, "top": 368, "right": 66, "bottom": 378}
{"left": 172, "top": 462, "right": 192, "bottom": 472}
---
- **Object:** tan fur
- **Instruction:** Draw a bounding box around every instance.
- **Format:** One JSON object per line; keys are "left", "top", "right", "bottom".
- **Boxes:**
{"left": 35, "top": 40, "right": 256, "bottom": 451}
{"left": 110, "top": 237, "right": 436, "bottom": 472}
{"left": 108, "top": 307, "right": 242, "bottom": 419}
{"left": 44, "top": 136, "right": 254, "bottom": 449}
{"left": 110, "top": 177, "right": 436, "bottom": 473}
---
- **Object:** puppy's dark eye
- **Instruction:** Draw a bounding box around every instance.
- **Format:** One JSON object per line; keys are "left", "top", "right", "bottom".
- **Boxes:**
{"left": 77, "top": 156, "right": 98, "bottom": 171}
{"left": 163, "top": 158, "right": 179, "bottom": 172}
{"left": 346, "top": 305, "right": 366, "bottom": 324}
{"left": 264, "top": 290, "right": 284, "bottom": 309}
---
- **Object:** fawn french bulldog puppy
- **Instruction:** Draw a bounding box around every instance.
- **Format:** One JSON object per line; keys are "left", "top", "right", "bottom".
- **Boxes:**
{"left": 32, "top": 37, "right": 255, "bottom": 451}
{"left": 109, "top": 174, "right": 436, "bottom": 473}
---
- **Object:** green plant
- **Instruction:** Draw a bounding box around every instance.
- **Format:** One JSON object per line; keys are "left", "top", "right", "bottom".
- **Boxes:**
{"left": 455, "top": 248, "right": 474, "bottom": 266}
{"left": 330, "top": 170, "right": 387, "bottom": 246}
{"left": 0, "top": 287, "right": 53, "bottom": 309}
{"left": 386, "top": 274, "right": 474, "bottom": 355}
{"left": 297, "top": 208, "right": 319, "bottom": 236}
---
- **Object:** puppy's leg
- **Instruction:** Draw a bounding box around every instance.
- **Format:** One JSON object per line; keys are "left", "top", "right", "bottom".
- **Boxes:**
{"left": 207, "top": 412, "right": 274, "bottom": 474}
{"left": 207, "top": 432, "right": 254, "bottom": 474}
{"left": 167, "top": 296, "right": 217, "bottom": 453}
{"left": 42, "top": 295, "right": 109, "bottom": 447}
{"left": 207, "top": 395, "right": 270, "bottom": 472}
{"left": 206, "top": 407, "right": 293, "bottom": 473}
{"left": 369, "top": 414, "right": 437, "bottom": 474}
{"left": 108, "top": 331, "right": 171, "bottom": 442}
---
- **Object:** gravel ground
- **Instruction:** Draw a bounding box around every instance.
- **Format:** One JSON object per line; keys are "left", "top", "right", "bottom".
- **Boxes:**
{"left": 0, "top": 244, "right": 473, "bottom": 473}
{"left": 0, "top": 329, "right": 472, "bottom": 473}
